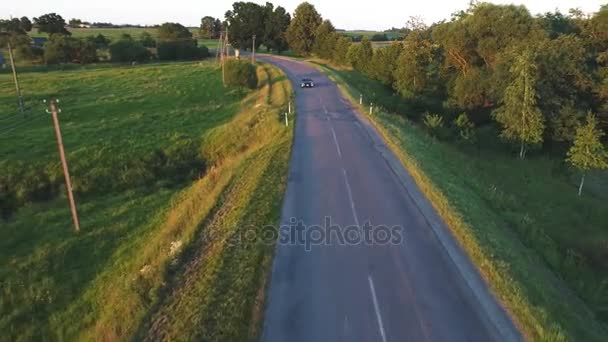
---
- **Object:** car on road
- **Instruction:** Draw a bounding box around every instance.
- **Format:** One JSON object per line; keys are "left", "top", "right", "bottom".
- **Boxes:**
{"left": 301, "top": 78, "right": 315, "bottom": 88}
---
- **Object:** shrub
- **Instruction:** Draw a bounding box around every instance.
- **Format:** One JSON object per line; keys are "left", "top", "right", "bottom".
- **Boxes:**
{"left": 44, "top": 36, "right": 98, "bottom": 64}
{"left": 454, "top": 112, "right": 476, "bottom": 141}
{"left": 423, "top": 112, "right": 444, "bottom": 137}
{"left": 157, "top": 40, "right": 208, "bottom": 61}
{"left": 109, "top": 38, "right": 150, "bottom": 63}
{"left": 224, "top": 59, "right": 258, "bottom": 89}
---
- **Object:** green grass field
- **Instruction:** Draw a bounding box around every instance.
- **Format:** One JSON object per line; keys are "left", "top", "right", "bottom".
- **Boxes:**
{"left": 0, "top": 60, "right": 293, "bottom": 340}
{"left": 313, "top": 61, "right": 608, "bottom": 341}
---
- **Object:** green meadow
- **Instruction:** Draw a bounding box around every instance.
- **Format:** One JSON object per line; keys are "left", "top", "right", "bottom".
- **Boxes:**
{"left": 0, "top": 60, "right": 293, "bottom": 340}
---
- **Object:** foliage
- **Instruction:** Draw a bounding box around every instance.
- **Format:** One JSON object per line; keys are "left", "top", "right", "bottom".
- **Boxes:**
{"left": 492, "top": 50, "right": 545, "bottom": 159}
{"left": 158, "top": 41, "right": 207, "bottom": 61}
{"left": 285, "top": 2, "right": 322, "bottom": 55}
{"left": 157, "top": 22, "right": 192, "bottom": 40}
{"left": 393, "top": 29, "right": 439, "bottom": 99}
{"left": 347, "top": 36, "right": 372, "bottom": 74}
{"left": 371, "top": 33, "right": 389, "bottom": 41}
{"left": 331, "top": 35, "right": 351, "bottom": 65}
{"left": 454, "top": 112, "right": 476, "bottom": 141}
{"left": 109, "top": 36, "right": 151, "bottom": 62}
{"left": 199, "top": 16, "right": 220, "bottom": 39}
{"left": 138, "top": 32, "right": 156, "bottom": 48}
{"left": 423, "top": 112, "right": 444, "bottom": 136}
{"left": 33, "top": 13, "right": 70, "bottom": 35}
{"left": 262, "top": 4, "right": 291, "bottom": 53}
{"left": 224, "top": 59, "right": 258, "bottom": 89}
{"left": 43, "top": 35, "right": 98, "bottom": 64}
{"left": 86, "top": 33, "right": 111, "bottom": 49}
{"left": 313, "top": 20, "right": 336, "bottom": 59}
{"left": 225, "top": 2, "right": 266, "bottom": 50}
{"left": 567, "top": 113, "right": 608, "bottom": 195}
{"left": 19, "top": 17, "right": 32, "bottom": 32}
{"left": 369, "top": 41, "right": 402, "bottom": 86}
{"left": 156, "top": 23, "right": 206, "bottom": 61}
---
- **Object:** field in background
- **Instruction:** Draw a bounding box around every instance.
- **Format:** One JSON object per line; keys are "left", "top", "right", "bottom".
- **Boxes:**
{"left": 341, "top": 30, "right": 404, "bottom": 40}
{"left": 313, "top": 61, "right": 608, "bottom": 341}
{"left": 27, "top": 27, "right": 219, "bottom": 48}
{"left": 0, "top": 60, "right": 293, "bottom": 340}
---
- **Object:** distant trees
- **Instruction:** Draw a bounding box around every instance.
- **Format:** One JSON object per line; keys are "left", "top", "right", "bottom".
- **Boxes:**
{"left": 19, "top": 17, "right": 32, "bottom": 32}
{"left": 34, "top": 13, "right": 70, "bottom": 35}
{"left": 87, "top": 34, "right": 110, "bottom": 49}
{"left": 109, "top": 35, "right": 150, "bottom": 63}
{"left": 157, "top": 22, "right": 207, "bottom": 60}
{"left": 138, "top": 32, "right": 156, "bottom": 48}
{"left": 285, "top": 2, "right": 322, "bottom": 55}
{"left": 44, "top": 35, "right": 97, "bottom": 64}
{"left": 567, "top": 113, "right": 608, "bottom": 195}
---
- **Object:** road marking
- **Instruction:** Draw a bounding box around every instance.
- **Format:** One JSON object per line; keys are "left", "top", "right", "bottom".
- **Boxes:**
{"left": 368, "top": 275, "right": 388, "bottom": 342}
{"left": 330, "top": 125, "right": 342, "bottom": 158}
{"left": 341, "top": 168, "right": 360, "bottom": 228}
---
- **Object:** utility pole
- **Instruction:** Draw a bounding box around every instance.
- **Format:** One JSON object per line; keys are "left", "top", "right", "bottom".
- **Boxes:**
{"left": 46, "top": 99, "right": 80, "bottom": 233}
{"left": 252, "top": 34, "right": 256, "bottom": 64}
{"left": 5, "top": 38, "right": 24, "bottom": 115}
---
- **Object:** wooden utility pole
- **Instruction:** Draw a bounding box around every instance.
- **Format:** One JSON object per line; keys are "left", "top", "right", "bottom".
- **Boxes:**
{"left": 252, "top": 34, "right": 256, "bottom": 64}
{"left": 6, "top": 40, "right": 24, "bottom": 115}
{"left": 46, "top": 99, "right": 80, "bottom": 232}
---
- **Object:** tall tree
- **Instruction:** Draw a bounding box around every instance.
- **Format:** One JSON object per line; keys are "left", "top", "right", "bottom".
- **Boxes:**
{"left": 285, "top": 2, "right": 322, "bottom": 56}
{"left": 313, "top": 19, "right": 336, "bottom": 59}
{"left": 393, "top": 24, "right": 439, "bottom": 99}
{"left": 34, "top": 13, "right": 70, "bottom": 35}
{"left": 566, "top": 113, "right": 608, "bottom": 196}
{"left": 370, "top": 42, "right": 403, "bottom": 86}
{"left": 263, "top": 5, "right": 291, "bottom": 53}
{"left": 493, "top": 50, "right": 545, "bottom": 159}
{"left": 19, "top": 17, "right": 32, "bottom": 32}
{"left": 0, "top": 18, "right": 31, "bottom": 48}
{"left": 225, "top": 2, "right": 265, "bottom": 50}
{"left": 200, "top": 16, "right": 218, "bottom": 39}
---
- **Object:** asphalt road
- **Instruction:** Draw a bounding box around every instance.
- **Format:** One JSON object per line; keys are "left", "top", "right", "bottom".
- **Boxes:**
{"left": 259, "top": 55, "right": 520, "bottom": 342}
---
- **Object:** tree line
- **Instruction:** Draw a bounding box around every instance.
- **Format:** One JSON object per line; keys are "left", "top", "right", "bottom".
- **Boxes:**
{"left": 280, "top": 2, "right": 608, "bottom": 195}
{"left": 0, "top": 13, "right": 209, "bottom": 64}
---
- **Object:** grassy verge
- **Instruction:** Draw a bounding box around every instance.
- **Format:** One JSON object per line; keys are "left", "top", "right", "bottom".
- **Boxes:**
{"left": 138, "top": 63, "right": 293, "bottom": 341}
{"left": 312, "top": 61, "right": 608, "bottom": 341}
{"left": 0, "top": 60, "right": 293, "bottom": 340}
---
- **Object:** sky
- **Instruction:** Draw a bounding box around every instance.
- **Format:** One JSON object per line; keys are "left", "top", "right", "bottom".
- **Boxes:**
{"left": 2, "top": 1, "right": 605, "bottom": 30}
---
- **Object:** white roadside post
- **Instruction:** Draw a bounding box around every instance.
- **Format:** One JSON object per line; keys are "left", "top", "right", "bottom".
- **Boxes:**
{"left": 285, "top": 112, "right": 288, "bottom": 127}
{"left": 359, "top": 94, "right": 363, "bottom": 105}
{"left": 289, "top": 101, "right": 292, "bottom": 114}
{"left": 370, "top": 103, "right": 374, "bottom": 115}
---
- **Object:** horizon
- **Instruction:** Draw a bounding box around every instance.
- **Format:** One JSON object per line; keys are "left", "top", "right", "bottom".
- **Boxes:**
{"left": 2, "top": 0, "right": 605, "bottom": 31}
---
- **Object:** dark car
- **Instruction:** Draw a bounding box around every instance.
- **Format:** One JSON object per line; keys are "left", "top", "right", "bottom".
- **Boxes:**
{"left": 301, "top": 78, "right": 315, "bottom": 88}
